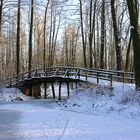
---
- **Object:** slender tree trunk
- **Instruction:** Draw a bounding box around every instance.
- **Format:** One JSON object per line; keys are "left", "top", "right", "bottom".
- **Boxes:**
{"left": 125, "top": 32, "right": 132, "bottom": 71}
{"left": 89, "top": 0, "right": 93, "bottom": 68}
{"left": 53, "top": 10, "right": 61, "bottom": 65}
{"left": 79, "top": 0, "right": 87, "bottom": 68}
{"left": 28, "top": 0, "right": 34, "bottom": 73}
{"left": 96, "top": 13, "right": 100, "bottom": 68}
{"left": 127, "top": 0, "right": 140, "bottom": 90}
{"left": 0, "top": 0, "right": 3, "bottom": 40}
{"left": 0, "top": 0, "right": 3, "bottom": 78}
{"left": 43, "top": 0, "right": 50, "bottom": 69}
{"left": 100, "top": 0, "right": 105, "bottom": 69}
{"left": 111, "top": 0, "right": 122, "bottom": 71}
{"left": 50, "top": 9, "right": 56, "bottom": 66}
{"left": 88, "top": 0, "right": 97, "bottom": 68}
{"left": 48, "top": 2, "right": 53, "bottom": 67}
{"left": 64, "top": 28, "right": 68, "bottom": 66}
{"left": 16, "top": 0, "right": 21, "bottom": 76}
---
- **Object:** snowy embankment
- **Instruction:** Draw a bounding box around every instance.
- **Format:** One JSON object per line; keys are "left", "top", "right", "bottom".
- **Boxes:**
{"left": 1, "top": 81, "right": 140, "bottom": 118}
{"left": 58, "top": 82, "right": 140, "bottom": 118}
{"left": 0, "top": 88, "right": 27, "bottom": 102}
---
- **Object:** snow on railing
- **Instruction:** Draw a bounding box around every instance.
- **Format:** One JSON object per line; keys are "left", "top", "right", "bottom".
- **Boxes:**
{"left": 0, "top": 66, "right": 135, "bottom": 87}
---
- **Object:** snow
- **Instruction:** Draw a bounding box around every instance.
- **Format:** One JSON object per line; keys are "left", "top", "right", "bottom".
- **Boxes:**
{"left": 59, "top": 82, "right": 140, "bottom": 119}
{"left": 0, "top": 88, "right": 27, "bottom": 102}
{"left": 0, "top": 81, "right": 140, "bottom": 140}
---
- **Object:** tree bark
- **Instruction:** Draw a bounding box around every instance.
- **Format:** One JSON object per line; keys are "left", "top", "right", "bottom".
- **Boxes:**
{"left": 0, "top": 0, "right": 3, "bottom": 39}
{"left": 43, "top": 0, "right": 50, "bottom": 70}
{"left": 100, "top": 0, "right": 105, "bottom": 69}
{"left": 111, "top": 0, "right": 122, "bottom": 71}
{"left": 28, "top": 0, "right": 34, "bottom": 73}
{"left": 125, "top": 32, "right": 132, "bottom": 71}
{"left": 127, "top": 0, "right": 140, "bottom": 90}
{"left": 16, "top": 0, "right": 21, "bottom": 76}
{"left": 79, "top": 0, "right": 87, "bottom": 68}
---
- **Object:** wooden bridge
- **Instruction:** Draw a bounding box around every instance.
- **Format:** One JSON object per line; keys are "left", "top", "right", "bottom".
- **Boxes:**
{"left": 1, "top": 66, "right": 135, "bottom": 100}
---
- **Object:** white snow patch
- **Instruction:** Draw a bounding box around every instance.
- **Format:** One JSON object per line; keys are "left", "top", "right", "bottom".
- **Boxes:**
{"left": 58, "top": 82, "right": 140, "bottom": 119}
{"left": 0, "top": 88, "right": 28, "bottom": 102}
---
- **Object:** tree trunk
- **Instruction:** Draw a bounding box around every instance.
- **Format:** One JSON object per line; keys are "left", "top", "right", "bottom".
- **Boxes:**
{"left": 0, "top": 0, "right": 3, "bottom": 40}
{"left": 43, "top": 0, "right": 50, "bottom": 70}
{"left": 16, "top": 0, "right": 21, "bottom": 76}
{"left": 79, "top": 0, "right": 87, "bottom": 68}
{"left": 48, "top": 2, "right": 53, "bottom": 67}
{"left": 111, "top": 0, "right": 122, "bottom": 71}
{"left": 28, "top": 0, "right": 34, "bottom": 73}
{"left": 125, "top": 32, "right": 132, "bottom": 71}
{"left": 100, "top": 0, "right": 105, "bottom": 69}
{"left": 127, "top": 0, "right": 140, "bottom": 90}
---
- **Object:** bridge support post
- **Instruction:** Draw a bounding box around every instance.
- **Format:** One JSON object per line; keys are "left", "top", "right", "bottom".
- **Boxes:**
{"left": 23, "top": 85, "right": 32, "bottom": 96}
{"left": 67, "top": 82, "right": 70, "bottom": 97}
{"left": 51, "top": 82, "right": 55, "bottom": 98}
{"left": 75, "top": 82, "right": 78, "bottom": 89}
{"left": 58, "top": 82, "right": 62, "bottom": 101}
{"left": 32, "top": 84, "right": 41, "bottom": 98}
{"left": 44, "top": 83, "right": 47, "bottom": 99}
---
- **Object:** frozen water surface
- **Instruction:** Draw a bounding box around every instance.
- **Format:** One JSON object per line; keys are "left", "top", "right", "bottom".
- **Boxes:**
{"left": 0, "top": 99, "right": 140, "bottom": 140}
{"left": 0, "top": 81, "right": 140, "bottom": 140}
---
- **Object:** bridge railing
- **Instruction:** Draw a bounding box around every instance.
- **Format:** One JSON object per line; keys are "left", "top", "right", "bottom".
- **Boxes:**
{"left": 0, "top": 66, "right": 135, "bottom": 87}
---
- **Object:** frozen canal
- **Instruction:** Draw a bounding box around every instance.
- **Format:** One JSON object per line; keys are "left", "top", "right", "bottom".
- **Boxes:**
{"left": 0, "top": 99, "right": 140, "bottom": 140}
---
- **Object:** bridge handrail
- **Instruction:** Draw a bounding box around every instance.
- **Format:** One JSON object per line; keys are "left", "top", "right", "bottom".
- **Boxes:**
{"left": 0, "top": 66, "right": 135, "bottom": 87}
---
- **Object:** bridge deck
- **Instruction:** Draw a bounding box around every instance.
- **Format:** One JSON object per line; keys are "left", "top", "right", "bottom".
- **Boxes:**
{"left": 0, "top": 66, "right": 135, "bottom": 100}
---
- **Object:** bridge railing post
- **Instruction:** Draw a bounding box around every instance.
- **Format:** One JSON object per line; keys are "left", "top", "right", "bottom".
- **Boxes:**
{"left": 85, "top": 71, "right": 88, "bottom": 82}
{"left": 44, "top": 69, "right": 47, "bottom": 76}
{"left": 28, "top": 72, "right": 31, "bottom": 78}
{"left": 75, "top": 69, "right": 80, "bottom": 79}
{"left": 58, "top": 82, "right": 62, "bottom": 101}
{"left": 34, "top": 70, "right": 38, "bottom": 77}
{"left": 78, "top": 70, "right": 80, "bottom": 79}
{"left": 110, "top": 74, "right": 113, "bottom": 87}
{"left": 97, "top": 72, "right": 99, "bottom": 84}
{"left": 122, "top": 73, "right": 125, "bottom": 83}
{"left": 9, "top": 78, "right": 12, "bottom": 87}
{"left": 22, "top": 74, "right": 24, "bottom": 80}
{"left": 130, "top": 73, "right": 134, "bottom": 83}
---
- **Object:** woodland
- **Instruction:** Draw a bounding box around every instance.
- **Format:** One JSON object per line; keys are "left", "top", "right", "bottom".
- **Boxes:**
{"left": 0, "top": 0, "right": 140, "bottom": 88}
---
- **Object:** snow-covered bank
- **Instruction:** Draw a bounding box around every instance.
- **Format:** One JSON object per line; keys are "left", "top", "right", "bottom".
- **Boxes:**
{"left": 1, "top": 82, "right": 140, "bottom": 119}
{"left": 58, "top": 82, "right": 140, "bottom": 119}
{"left": 0, "top": 88, "right": 27, "bottom": 102}
{"left": 0, "top": 98, "right": 140, "bottom": 140}
{"left": 0, "top": 82, "right": 140, "bottom": 140}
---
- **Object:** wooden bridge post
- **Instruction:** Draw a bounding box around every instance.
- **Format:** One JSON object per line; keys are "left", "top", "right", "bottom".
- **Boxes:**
{"left": 51, "top": 82, "right": 55, "bottom": 98}
{"left": 97, "top": 72, "right": 99, "bottom": 83}
{"left": 67, "top": 82, "right": 70, "bottom": 97}
{"left": 110, "top": 74, "right": 113, "bottom": 87}
{"left": 44, "top": 83, "right": 47, "bottom": 99}
{"left": 32, "top": 84, "right": 41, "bottom": 98}
{"left": 75, "top": 82, "right": 78, "bottom": 89}
{"left": 85, "top": 71, "right": 88, "bottom": 82}
{"left": 58, "top": 82, "right": 62, "bottom": 101}
{"left": 23, "top": 85, "right": 32, "bottom": 96}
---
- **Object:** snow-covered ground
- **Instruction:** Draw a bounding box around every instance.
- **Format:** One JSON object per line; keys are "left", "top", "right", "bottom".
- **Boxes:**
{"left": 0, "top": 81, "right": 140, "bottom": 140}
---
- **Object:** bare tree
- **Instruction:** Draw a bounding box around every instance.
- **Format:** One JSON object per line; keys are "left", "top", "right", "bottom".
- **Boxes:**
{"left": 16, "top": 0, "right": 21, "bottom": 76}
{"left": 0, "top": 0, "right": 3, "bottom": 40}
{"left": 43, "top": 0, "right": 50, "bottom": 69}
{"left": 79, "top": 0, "right": 87, "bottom": 68}
{"left": 127, "top": 0, "right": 140, "bottom": 89}
{"left": 100, "top": 0, "right": 105, "bottom": 69}
{"left": 111, "top": 0, "right": 122, "bottom": 71}
{"left": 28, "top": 0, "right": 34, "bottom": 73}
